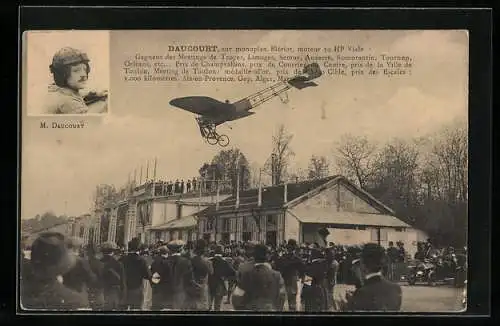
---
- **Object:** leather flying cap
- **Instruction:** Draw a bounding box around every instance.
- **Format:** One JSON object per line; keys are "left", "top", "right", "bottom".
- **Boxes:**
{"left": 50, "top": 47, "right": 90, "bottom": 69}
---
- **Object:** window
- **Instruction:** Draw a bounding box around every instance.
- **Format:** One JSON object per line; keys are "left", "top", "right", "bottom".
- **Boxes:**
{"left": 178, "top": 230, "right": 183, "bottom": 240}
{"left": 203, "top": 233, "right": 211, "bottom": 242}
{"left": 266, "top": 231, "right": 277, "bottom": 247}
{"left": 206, "top": 219, "right": 214, "bottom": 232}
{"left": 155, "top": 231, "right": 161, "bottom": 241}
{"left": 221, "top": 233, "right": 230, "bottom": 245}
{"left": 243, "top": 217, "right": 251, "bottom": 231}
{"left": 357, "top": 226, "right": 366, "bottom": 230}
{"left": 267, "top": 215, "right": 276, "bottom": 227}
{"left": 169, "top": 230, "right": 175, "bottom": 241}
{"left": 242, "top": 232, "right": 252, "bottom": 242}
{"left": 187, "top": 230, "right": 193, "bottom": 241}
{"left": 221, "top": 218, "right": 230, "bottom": 232}
{"left": 395, "top": 227, "right": 405, "bottom": 232}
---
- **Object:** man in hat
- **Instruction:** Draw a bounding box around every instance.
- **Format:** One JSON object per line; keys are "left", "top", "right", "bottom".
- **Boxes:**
{"left": 345, "top": 243, "right": 402, "bottom": 312}
{"left": 274, "top": 239, "right": 306, "bottom": 311}
{"left": 119, "top": 237, "right": 152, "bottom": 310}
{"left": 21, "top": 232, "right": 88, "bottom": 310}
{"left": 150, "top": 245, "right": 172, "bottom": 310}
{"left": 301, "top": 247, "right": 330, "bottom": 312}
{"left": 188, "top": 239, "right": 214, "bottom": 310}
{"left": 232, "top": 243, "right": 286, "bottom": 312}
{"left": 44, "top": 47, "right": 107, "bottom": 114}
{"left": 163, "top": 239, "right": 196, "bottom": 310}
{"left": 100, "top": 242, "right": 126, "bottom": 310}
{"left": 208, "top": 244, "right": 236, "bottom": 311}
{"left": 236, "top": 241, "right": 258, "bottom": 281}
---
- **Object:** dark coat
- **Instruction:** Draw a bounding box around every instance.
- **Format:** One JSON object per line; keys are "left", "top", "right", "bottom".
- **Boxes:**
{"left": 119, "top": 253, "right": 151, "bottom": 291}
{"left": 345, "top": 275, "right": 402, "bottom": 312}
{"left": 275, "top": 253, "right": 306, "bottom": 287}
{"left": 163, "top": 254, "right": 196, "bottom": 310}
{"left": 100, "top": 254, "right": 127, "bottom": 309}
{"left": 208, "top": 256, "right": 236, "bottom": 297}
{"left": 301, "top": 258, "right": 330, "bottom": 312}
{"left": 234, "top": 262, "right": 286, "bottom": 311}
{"left": 63, "top": 256, "right": 98, "bottom": 296}
{"left": 21, "top": 279, "right": 89, "bottom": 310}
{"left": 189, "top": 255, "right": 213, "bottom": 310}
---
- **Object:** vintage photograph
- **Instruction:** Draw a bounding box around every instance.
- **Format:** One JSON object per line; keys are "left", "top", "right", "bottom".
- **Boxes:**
{"left": 23, "top": 30, "right": 109, "bottom": 116}
{"left": 20, "top": 30, "right": 468, "bottom": 313}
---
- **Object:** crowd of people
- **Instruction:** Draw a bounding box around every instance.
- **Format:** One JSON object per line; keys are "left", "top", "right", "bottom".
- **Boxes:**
{"left": 21, "top": 233, "right": 464, "bottom": 312}
{"left": 133, "top": 178, "right": 231, "bottom": 197}
{"left": 20, "top": 234, "right": 406, "bottom": 312}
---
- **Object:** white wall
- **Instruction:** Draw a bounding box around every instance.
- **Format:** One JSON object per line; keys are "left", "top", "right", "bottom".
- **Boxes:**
{"left": 285, "top": 212, "right": 301, "bottom": 242}
{"left": 326, "top": 228, "right": 372, "bottom": 246}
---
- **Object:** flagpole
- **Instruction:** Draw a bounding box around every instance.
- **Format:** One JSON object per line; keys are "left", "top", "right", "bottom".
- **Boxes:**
{"left": 140, "top": 165, "right": 143, "bottom": 185}
{"left": 152, "top": 157, "right": 157, "bottom": 197}
{"left": 146, "top": 160, "right": 149, "bottom": 181}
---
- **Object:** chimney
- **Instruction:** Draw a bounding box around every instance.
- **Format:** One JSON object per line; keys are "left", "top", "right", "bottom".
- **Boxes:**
{"left": 284, "top": 182, "right": 288, "bottom": 204}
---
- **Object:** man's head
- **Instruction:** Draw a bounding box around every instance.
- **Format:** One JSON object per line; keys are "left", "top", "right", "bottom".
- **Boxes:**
{"left": 50, "top": 47, "right": 90, "bottom": 91}
{"left": 253, "top": 243, "right": 269, "bottom": 263}
{"left": 31, "top": 232, "right": 77, "bottom": 278}
{"left": 193, "top": 239, "right": 207, "bottom": 255}
{"left": 360, "top": 243, "right": 387, "bottom": 274}
{"left": 167, "top": 239, "right": 185, "bottom": 254}
{"left": 286, "top": 239, "right": 298, "bottom": 253}
{"left": 388, "top": 241, "right": 394, "bottom": 247}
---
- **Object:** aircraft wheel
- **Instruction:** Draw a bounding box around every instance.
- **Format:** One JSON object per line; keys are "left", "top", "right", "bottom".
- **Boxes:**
{"left": 206, "top": 136, "right": 219, "bottom": 145}
{"left": 217, "top": 135, "right": 230, "bottom": 147}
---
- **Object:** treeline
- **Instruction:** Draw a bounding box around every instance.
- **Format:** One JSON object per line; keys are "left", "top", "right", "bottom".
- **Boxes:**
{"left": 333, "top": 119, "right": 467, "bottom": 247}
{"left": 21, "top": 212, "right": 69, "bottom": 234}
{"left": 198, "top": 120, "right": 468, "bottom": 248}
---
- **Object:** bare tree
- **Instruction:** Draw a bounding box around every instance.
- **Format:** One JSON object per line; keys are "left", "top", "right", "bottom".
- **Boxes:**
{"left": 334, "top": 134, "right": 377, "bottom": 189}
{"left": 308, "top": 155, "right": 330, "bottom": 179}
{"left": 370, "top": 138, "right": 420, "bottom": 216}
{"left": 264, "top": 124, "right": 295, "bottom": 185}
{"left": 200, "top": 148, "right": 251, "bottom": 192}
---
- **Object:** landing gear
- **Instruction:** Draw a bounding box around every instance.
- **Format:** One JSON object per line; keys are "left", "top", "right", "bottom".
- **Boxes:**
{"left": 198, "top": 120, "right": 230, "bottom": 147}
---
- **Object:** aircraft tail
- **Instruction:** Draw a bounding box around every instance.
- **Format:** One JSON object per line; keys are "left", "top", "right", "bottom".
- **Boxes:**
{"left": 302, "top": 62, "right": 322, "bottom": 80}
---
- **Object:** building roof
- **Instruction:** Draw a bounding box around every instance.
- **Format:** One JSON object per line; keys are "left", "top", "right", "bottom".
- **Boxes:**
{"left": 198, "top": 175, "right": 397, "bottom": 217}
{"left": 289, "top": 207, "right": 411, "bottom": 228}
{"left": 150, "top": 215, "right": 197, "bottom": 230}
{"left": 199, "top": 176, "right": 340, "bottom": 216}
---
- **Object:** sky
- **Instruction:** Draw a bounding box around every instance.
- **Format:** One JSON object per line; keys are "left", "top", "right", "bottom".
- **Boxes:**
{"left": 21, "top": 30, "right": 468, "bottom": 218}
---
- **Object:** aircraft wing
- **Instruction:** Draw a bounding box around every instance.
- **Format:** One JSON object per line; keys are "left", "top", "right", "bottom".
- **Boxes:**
{"left": 169, "top": 96, "right": 235, "bottom": 118}
{"left": 226, "top": 110, "right": 255, "bottom": 122}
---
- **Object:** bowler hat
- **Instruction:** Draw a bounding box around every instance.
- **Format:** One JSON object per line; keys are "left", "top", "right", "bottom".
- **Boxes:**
{"left": 30, "top": 232, "right": 76, "bottom": 278}
{"left": 361, "top": 243, "right": 387, "bottom": 270}
{"left": 253, "top": 243, "right": 269, "bottom": 262}
{"left": 167, "top": 239, "right": 185, "bottom": 252}
{"left": 156, "top": 245, "right": 169, "bottom": 255}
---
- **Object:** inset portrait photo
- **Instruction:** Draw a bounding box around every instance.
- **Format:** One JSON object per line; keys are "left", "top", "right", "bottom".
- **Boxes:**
{"left": 23, "top": 31, "right": 110, "bottom": 116}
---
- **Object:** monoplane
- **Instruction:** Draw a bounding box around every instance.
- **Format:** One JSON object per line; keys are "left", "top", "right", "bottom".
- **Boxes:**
{"left": 169, "top": 62, "right": 322, "bottom": 147}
